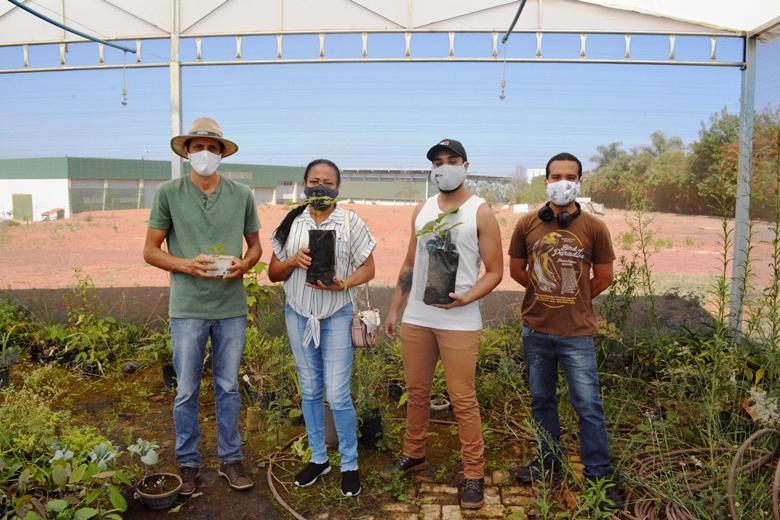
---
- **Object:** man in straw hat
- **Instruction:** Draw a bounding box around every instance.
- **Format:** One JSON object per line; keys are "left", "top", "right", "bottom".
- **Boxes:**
{"left": 143, "top": 117, "right": 262, "bottom": 495}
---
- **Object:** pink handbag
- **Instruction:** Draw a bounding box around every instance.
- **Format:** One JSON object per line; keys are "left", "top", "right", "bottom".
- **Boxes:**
{"left": 350, "top": 283, "right": 381, "bottom": 348}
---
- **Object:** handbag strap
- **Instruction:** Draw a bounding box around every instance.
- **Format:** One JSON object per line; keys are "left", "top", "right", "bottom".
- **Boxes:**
{"left": 343, "top": 208, "right": 373, "bottom": 310}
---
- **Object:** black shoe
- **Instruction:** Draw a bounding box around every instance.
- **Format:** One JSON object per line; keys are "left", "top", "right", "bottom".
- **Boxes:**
{"left": 600, "top": 483, "right": 623, "bottom": 511}
{"left": 516, "top": 459, "right": 564, "bottom": 485}
{"left": 379, "top": 455, "right": 427, "bottom": 479}
{"left": 340, "top": 470, "right": 361, "bottom": 497}
{"left": 460, "top": 478, "right": 484, "bottom": 509}
{"left": 294, "top": 461, "right": 331, "bottom": 487}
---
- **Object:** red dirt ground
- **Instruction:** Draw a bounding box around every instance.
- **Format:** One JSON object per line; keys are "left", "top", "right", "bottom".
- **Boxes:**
{"left": 0, "top": 204, "right": 774, "bottom": 291}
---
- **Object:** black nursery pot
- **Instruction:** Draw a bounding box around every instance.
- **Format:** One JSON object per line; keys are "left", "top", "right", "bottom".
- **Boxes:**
{"left": 162, "top": 364, "right": 177, "bottom": 390}
{"left": 423, "top": 249, "right": 459, "bottom": 305}
{"left": 306, "top": 230, "right": 336, "bottom": 286}
{"left": 358, "top": 409, "right": 384, "bottom": 450}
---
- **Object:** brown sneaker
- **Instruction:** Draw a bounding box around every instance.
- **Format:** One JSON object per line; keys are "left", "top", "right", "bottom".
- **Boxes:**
{"left": 178, "top": 466, "right": 199, "bottom": 497}
{"left": 218, "top": 461, "right": 254, "bottom": 490}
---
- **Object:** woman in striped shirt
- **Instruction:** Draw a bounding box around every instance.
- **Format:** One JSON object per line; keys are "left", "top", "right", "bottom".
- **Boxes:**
{"left": 269, "top": 159, "right": 376, "bottom": 498}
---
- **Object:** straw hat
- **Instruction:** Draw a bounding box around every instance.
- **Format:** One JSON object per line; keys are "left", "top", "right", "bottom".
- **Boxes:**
{"left": 170, "top": 117, "right": 238, "bottom": 159}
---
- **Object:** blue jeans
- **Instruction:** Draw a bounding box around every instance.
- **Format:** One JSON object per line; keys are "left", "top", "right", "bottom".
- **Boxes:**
{"left": 171, "top": 316, "right": 246, "bottom": 467}
{"left": 285, "top": 303, "right": 358, "bottom": 472}
{"left": 522, "top": 325, "right": 613, "bottom": 480}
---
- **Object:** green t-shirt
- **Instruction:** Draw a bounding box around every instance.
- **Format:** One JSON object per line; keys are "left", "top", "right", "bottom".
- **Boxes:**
{"left": 148, "top": 175, "right": 261, "bottom": 319}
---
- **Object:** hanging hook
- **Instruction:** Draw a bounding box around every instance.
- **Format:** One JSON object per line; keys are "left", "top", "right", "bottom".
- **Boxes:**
{"left": 121, "top": 51, "right": 128, "bottom": 106}
{"left": 499, "top": 44, "right": 507, "bottom": 100}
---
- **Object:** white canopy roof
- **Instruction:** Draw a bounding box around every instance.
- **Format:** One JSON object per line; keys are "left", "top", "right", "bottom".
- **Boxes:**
{"left": 0, "top": 0, "right": 778, "bottom": 47}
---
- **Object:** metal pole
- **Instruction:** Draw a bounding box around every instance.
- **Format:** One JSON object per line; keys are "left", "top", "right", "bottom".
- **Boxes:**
{"left": 728, "top": 35, "right": 757, "bottom": 336}
{"left": 7, "top": 0, "right": 136, "bottom": 53}
{"left": 170, "top": 0, "right": 183, "bottom": 180}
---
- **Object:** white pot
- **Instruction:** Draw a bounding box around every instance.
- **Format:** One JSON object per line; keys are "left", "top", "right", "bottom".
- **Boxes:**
{"left": 211, "top": 255, "right": 233, "bottom": 276}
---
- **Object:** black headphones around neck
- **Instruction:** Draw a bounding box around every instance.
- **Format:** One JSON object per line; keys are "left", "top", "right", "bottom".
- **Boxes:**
{"left": 538, "top": 201, "right": 582, "bottom": 228}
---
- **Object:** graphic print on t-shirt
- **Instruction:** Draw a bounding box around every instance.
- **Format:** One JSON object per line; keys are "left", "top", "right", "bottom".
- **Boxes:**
{"left": 530, "top": 230, "right": 585, "bottom": 308}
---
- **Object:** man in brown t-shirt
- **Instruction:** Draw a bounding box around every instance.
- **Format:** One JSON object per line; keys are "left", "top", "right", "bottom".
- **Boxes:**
{"left": 508, "top": 152, "right": 621, "bottom": 511}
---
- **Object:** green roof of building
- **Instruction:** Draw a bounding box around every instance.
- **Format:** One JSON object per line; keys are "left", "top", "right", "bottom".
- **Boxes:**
{"left": 0, "top": 157, "right": 305, "bottom": 187}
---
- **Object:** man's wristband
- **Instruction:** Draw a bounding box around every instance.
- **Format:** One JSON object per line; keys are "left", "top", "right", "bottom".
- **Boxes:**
{"left": 340, "top": 278, "right": 349, "bottom": 291}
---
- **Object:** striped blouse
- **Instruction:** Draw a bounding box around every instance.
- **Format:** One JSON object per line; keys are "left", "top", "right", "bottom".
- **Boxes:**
{"left": 270, "top": 205, "right": 376, "bottom": 348}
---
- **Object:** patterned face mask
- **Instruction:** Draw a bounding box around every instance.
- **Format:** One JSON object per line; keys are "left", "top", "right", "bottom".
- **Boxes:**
{"left": 546, "top": 179, "right": 581, "bottom": 206}
{"left": 304, "top": 184, "right": 339, "bottom": 210}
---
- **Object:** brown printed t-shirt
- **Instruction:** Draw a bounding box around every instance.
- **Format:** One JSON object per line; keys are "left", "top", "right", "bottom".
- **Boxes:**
{"left": 508, "top": 210, "right": 615, "bottom": 336}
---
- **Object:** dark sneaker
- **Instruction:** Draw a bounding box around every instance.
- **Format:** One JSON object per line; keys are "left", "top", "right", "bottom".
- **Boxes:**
{"left": 460, "top": 478, "right": 484, "bottom": 509}
{"left": 218, "top": 461, "right": 254, "bottom": 490}
{"left": 294, "top": 461, "right": 331, "bottom": 487}
{"left": 178, "top": 466, "right": 199, "bottom": 497}
{"left": 600, "top": 483, "right": 623, "bottom": 511}
{"left": 340, "top": 470, "right": 361, "bottom": 497}
{"left": 516, "top": 459, "right": 564, "bottom": 485}
{"left": 379, "top": 455, "right": 427, "bottom": 479}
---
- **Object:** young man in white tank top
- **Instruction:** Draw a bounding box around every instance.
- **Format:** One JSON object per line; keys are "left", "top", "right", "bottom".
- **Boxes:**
{"left": 382, "top": 139, "right": 504, "bottom": 510}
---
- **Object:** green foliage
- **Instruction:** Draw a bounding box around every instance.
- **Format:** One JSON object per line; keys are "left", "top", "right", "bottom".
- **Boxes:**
{"left": 207, "top": 242, "right": 228, "bottom": 256}
{"left": 585, "top": 107, "right": 780, "bottom": 219}
{"left": 513, "top": 175, "right": 547, "bottom": 205}
{"left": 351, "top": 347, "right": 389, "bottom": 427}
{"left": 415, "top": 207, "right": 462, "bottom": 251}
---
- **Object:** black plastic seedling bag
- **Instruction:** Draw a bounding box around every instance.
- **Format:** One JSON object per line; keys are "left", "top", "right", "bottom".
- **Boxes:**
{"left": 306, "top": 229, "right": 336, "bottom": 285}
{"left": 423, "top": 249, "right": 459, "bottom": 305}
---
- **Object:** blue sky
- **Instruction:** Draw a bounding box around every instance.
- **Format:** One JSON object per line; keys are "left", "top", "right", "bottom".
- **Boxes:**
{"left": 0, "top": 32, "right": 778, "bottom": 175}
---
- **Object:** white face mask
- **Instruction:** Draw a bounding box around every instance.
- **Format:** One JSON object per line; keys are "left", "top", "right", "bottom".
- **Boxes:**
{"left": 546, "top": 179, "right": 581, "bottom": 206}
{"left": 188, "top": 150, "right": 222, "bottom": 177}
{"left": 430, "top": 164, "right": 467, "bottom": 192}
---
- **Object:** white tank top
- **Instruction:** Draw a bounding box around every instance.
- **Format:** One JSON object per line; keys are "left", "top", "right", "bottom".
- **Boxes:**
{"left": 402, "top": 194, "right": 484, "bottom": 331}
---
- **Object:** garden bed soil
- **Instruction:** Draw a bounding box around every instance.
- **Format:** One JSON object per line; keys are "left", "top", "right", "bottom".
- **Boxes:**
{"left": 0, "top": 205, "right": 774, "bottom": 291}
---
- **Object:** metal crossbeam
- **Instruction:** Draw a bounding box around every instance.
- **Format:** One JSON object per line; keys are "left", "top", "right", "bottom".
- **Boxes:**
{"left": 0, "top": 29, "right": 745, "bottom": 74}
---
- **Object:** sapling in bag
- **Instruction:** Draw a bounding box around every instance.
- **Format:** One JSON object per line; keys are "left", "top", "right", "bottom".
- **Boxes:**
{"left": 417, "top": 207, "right": 462, "bottom": 305}
{"left": 306, "top": 229, "right": 336, "bottom": 285}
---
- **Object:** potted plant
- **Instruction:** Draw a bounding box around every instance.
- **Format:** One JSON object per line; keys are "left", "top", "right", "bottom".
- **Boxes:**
{"left": 415, "top": 207, "right": 463, "bottom": 305}
{"left": 0, "top": 323, "right": 23, "bottom": 388}
{"left": 207, "top": 242, "right": 233, "bottom": 276}
{"left": 142, "top": 329, "right": 176, "bottom": 390}
{"left": 430, "top": 359, "right": 451, "bottom": 419}
{"left": 288, "top": 193, "right": 340, "bottom": 286}
{"left": 351, "top": 348, "right": 388, "bottom": 450}
{"left": 384, "top": 337, "right": 406, "bottom": 402}
{"left": 128, "top": 439, "right": 182, "bottom": 510}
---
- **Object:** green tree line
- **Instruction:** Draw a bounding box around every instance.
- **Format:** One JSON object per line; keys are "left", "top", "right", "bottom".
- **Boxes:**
{"left": 582, "top": 107, "right": 779, "bottom": 219}
{"left": 513, "top": 106, "right": 779, "bottom": 220}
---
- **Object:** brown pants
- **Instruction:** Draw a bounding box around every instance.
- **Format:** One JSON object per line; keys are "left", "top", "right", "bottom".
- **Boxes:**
{"left": 400, "top": 323, "right": 484, "bottom": 479}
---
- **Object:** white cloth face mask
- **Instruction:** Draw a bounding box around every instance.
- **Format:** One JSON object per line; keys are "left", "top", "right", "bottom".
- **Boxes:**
{"left": 430, "top": 164, "right": 467, "bottom": 192}
{"left": 188, "top": 150, "right": 222, "bottom": 177}
{"left": 546, "top": 180, "right": 581, "bottom": 206}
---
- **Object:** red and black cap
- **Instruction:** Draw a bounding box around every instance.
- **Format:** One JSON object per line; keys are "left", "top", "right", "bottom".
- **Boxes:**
{"left": 426, "top": 138, "right": 467, "bottom": 162}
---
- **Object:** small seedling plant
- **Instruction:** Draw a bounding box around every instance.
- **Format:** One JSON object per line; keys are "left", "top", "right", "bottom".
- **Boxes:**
{"left": 127, "top": 438, "right": 177, "bottom": 494}
{"left": 416, "top": 207, "right": 462, "bottom": 252}
{"left": 207, "top": 242, "right": 228, "bottom": 256}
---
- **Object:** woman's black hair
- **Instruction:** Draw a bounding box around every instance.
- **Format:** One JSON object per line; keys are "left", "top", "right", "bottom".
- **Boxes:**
{"left": 272, "top": 159, "right": 342, "bottom": 248}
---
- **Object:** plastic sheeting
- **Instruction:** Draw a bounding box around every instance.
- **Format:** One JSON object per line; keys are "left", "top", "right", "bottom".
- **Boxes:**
{"left": 0, "top": 0, "right": 777, "bottom": 47}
